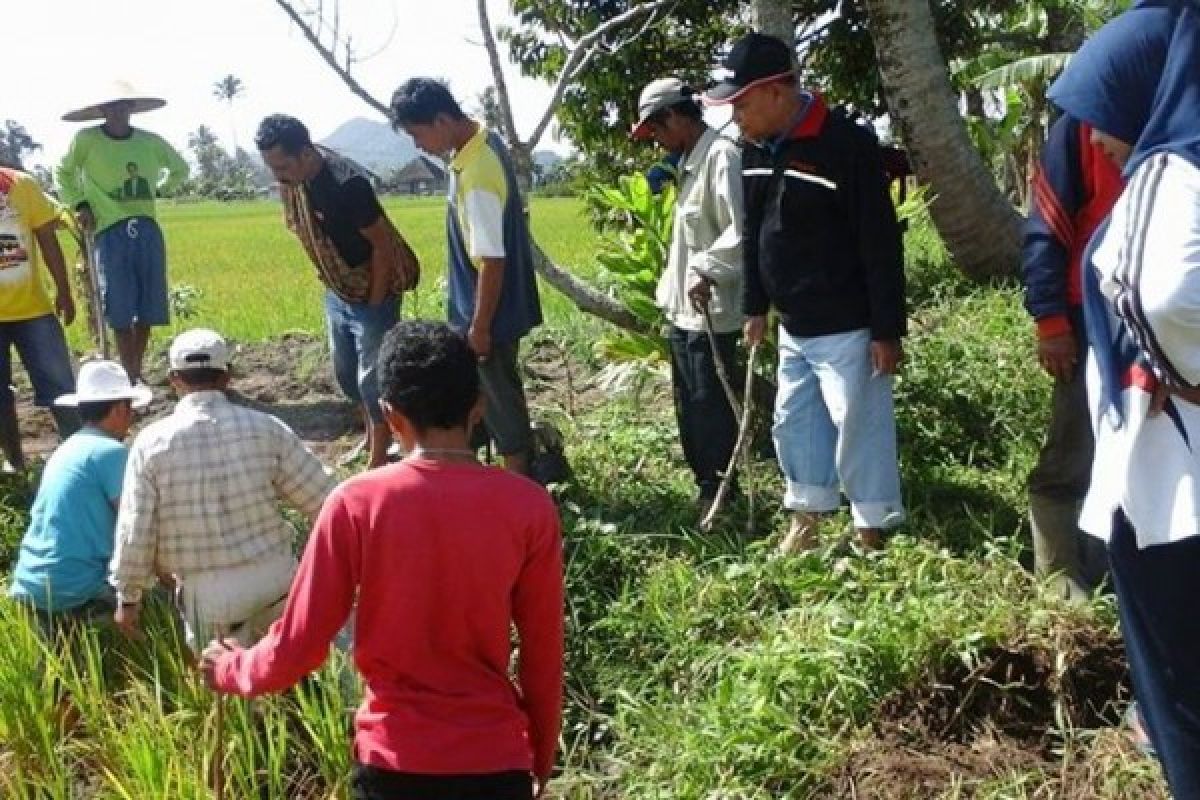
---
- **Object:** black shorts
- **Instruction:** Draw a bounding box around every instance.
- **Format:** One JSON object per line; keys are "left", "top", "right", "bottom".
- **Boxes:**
{"left": 350, "top": 764, "right": 532, "bottom": 800}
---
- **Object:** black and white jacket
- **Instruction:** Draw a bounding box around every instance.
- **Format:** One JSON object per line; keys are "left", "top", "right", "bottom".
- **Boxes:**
{"left": 741, "top": 100, "right": 907, "bottom": 341}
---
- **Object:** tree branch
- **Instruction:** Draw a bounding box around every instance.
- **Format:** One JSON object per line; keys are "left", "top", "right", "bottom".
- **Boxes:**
{"left": 273, "top": 0, "right": 654, "bottom": 336}
{"left": 527, "top": 0, "right": 676, "bottom": 148}
{"left": 273, "top": 0, "right": 389, "bottom": 117}
{"left": 476, "top": 0, "right": 523, "bottom": 148}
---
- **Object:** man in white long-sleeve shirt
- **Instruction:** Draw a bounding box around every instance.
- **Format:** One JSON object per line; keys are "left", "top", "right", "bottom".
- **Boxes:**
{"left": 110, "top": 328, "right": 334, "bottom": 650}
{"left": 632, "top": 77, "right": 745, "bottom": 512}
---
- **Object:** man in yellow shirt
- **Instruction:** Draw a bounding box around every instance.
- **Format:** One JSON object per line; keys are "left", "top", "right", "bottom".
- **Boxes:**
{"left": 0, "top": 167, "right": 80, "bottom": 469}
{"left": 57, "top": 81, "right": 189, "bottom": 384}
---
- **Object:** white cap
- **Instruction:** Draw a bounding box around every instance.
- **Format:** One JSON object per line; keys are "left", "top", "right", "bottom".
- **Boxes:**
{"left": 169, "top": 328, "right": 230, "bottom": 372}
{"left": 632, "top": 77, "right": 693, "bottom": 139}
{"left": 55, "top": 360, "right": 152, "bottom": 409}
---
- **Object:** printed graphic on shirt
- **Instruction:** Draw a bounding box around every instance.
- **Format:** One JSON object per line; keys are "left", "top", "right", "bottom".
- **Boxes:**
{"left": 111, "top": 162, "right": 154, "bottom": 203}
{"left": 0, "top": 191, "right": 34, "bottom": 287}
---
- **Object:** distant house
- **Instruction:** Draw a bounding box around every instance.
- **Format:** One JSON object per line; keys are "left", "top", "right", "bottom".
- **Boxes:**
{"left": 390, "top": 156, "right": 447, "bottom": 195}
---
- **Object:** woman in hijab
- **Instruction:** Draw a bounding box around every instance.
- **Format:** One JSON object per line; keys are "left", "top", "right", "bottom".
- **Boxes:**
{"left": 1049, "top": 3, "right": 1200, "bottom": 795}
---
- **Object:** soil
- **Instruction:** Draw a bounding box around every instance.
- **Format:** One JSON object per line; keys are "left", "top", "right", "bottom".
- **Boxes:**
{"left": 825, "top": 626, "right": 1169, "bottom": 799}
{"left": 9, "top": 332, "right": 602, "bottom": 466}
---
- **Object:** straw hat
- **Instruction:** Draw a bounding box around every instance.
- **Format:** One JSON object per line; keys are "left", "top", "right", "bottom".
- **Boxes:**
{"left": 62, "top": 79, "right": 166, "bottom": 123}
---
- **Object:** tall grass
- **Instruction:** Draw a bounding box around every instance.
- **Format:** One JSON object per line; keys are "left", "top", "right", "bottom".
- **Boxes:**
{"left": 4, "top": 203, "right": 1166, "bottom": 798}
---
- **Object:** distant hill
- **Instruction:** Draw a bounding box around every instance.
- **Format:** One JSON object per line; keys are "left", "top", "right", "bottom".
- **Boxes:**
{"left": 319, "top": 117, "right": 418, "bottom": 174}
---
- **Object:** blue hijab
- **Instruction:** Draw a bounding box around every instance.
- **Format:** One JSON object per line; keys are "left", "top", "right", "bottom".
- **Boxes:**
{"left": 1128, "top": 4, "right": 1200, "bottom": 172}
{"left": 1048, "top": 1, "right": 1198, "bottom": 424}
{"left": 1047, "top": 0, "right": 1181, "bottom": 155}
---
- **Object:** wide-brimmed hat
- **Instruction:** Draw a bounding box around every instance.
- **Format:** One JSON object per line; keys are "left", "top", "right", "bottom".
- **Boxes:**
{"left": 55, "top": 361, "right": 152, "bottom": 409}
{"left": 703, "top": 32, "right": 795, "bottom": 106}
{"left": 631, "top": 78, "right": 694, "bottom": 139}
{"left": 62, "top": 79, "right": 167, "bottom": 123}
{"left": 169, "top": 328, "right": 230, "bottom": 372}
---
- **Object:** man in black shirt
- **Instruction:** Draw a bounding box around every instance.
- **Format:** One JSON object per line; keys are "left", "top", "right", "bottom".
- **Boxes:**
{"left": 705, "top": 33, "right": 907, "bottom": 553}
{"left": 256, "top": 115, "right": 418, "bottom": 469}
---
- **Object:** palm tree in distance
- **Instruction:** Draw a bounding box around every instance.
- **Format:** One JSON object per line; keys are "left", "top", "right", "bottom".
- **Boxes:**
{"left": 212, "top": 74, "right": 246, "bottom": 153}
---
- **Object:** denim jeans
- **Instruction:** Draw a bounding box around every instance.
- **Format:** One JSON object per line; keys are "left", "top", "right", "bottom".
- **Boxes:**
{"left": 324, "top": 290, "right": 399, "bottom": 424}
{"left": 1109, "top": 513, "right": 1200, "bottom": 798}
{"left": 773, "top": 326, "right": 904, "bottom": 528}
{"left": 0, "top": 313, "right": 78, "bottom": 423}
{"left": 668, "top": 326, "right": 740, "bottom": 498}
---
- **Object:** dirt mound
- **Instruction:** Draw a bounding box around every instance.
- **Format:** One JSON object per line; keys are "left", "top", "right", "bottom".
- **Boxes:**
{"left": 826, "top": 626, "right": 1167, "bottom": 799}
{"left": 9, "top": 331, "right": 600, "bottom": 466}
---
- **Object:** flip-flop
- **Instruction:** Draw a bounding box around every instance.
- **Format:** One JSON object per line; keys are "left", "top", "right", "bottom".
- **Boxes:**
{"left": 1125, "top": 702, "right": 1157, "bottom": 758}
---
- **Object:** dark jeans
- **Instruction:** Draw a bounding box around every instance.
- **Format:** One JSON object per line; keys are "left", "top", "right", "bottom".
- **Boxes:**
{"left": 350, "top": 764, "right": 532, "bottom": 800}
{"left": 1109, "top": 513, "right": 1200, "bottom": 798}
{"left": 668, "top": 326, "right": 740, "bottom": 498}
{"left": 475, "top": 340, "right": 533, "bottom": 458}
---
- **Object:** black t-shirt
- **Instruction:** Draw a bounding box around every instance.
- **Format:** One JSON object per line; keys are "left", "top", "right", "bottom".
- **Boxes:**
{"left": 304, "top": 149, "right": 384, "bottom": 267}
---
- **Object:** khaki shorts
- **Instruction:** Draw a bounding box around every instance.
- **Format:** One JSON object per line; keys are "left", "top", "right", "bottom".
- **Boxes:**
{"left": 175, "top": 552, "right": 295, "bottom": 652}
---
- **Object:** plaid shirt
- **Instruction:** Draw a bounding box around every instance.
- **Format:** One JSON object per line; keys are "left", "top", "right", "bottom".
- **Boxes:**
{"left": 111, "top": 390, "right": 335, "bottom": 605}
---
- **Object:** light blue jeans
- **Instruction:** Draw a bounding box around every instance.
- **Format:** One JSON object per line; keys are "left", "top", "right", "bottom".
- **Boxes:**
{"left": 324, "top": 290, "right": 399, "bottom": 424}
{"left": 773, "top": 326, "right": 905, "bottom": 528}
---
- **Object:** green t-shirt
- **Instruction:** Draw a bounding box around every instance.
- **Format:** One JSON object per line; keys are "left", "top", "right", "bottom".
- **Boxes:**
{"left": 56, "top": 126, "right": 189, "bottom": 234}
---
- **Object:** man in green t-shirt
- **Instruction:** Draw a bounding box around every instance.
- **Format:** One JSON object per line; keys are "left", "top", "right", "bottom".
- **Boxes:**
{"left": 57, "top": 81, "right": 189, "bottom": 384}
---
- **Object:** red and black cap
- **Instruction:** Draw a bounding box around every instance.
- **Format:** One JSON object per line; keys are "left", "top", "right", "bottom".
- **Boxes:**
{"left": 703, "top": 32, "right": 795, "bottom": 106}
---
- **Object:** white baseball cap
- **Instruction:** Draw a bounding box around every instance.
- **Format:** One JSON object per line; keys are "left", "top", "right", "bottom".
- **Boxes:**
{"left": 632, "top": 77, "right": 694, "bottom": 139}
{"left": 169, "top": 328, "right": 230, "bottom": 372}
{"left": 55, "top": 360, "right": 152, "bottom": 409}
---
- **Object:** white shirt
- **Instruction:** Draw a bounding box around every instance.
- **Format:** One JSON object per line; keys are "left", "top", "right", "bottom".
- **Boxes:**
{"left": 655, "top": 127, "right": 745, "bottom": 333}
{"left": 110, "top": 390, "right": 334, "bottom": 603}
{"left": 1081, "top": 153, "right": 1200, "bottom": 548}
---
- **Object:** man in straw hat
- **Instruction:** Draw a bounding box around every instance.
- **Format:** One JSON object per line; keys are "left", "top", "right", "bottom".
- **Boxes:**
{"left": 57, "top": 80, "right": 189, "bottom": 385}
{"left": 0, "top": 165, "right": 81, "bottom": 470}
{"left": 8, "top": 360, "right": 150, "bottom": 641}
{"left": 631, "top": 77, "right": 745, "bottom": 516}
{"left": 109, "top": 328, "right": 334, "bottom": 652}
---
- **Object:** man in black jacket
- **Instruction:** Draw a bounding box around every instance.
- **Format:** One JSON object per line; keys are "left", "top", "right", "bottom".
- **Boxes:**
{"left": 705, "top": 32, "right": 907, "bottom": 552}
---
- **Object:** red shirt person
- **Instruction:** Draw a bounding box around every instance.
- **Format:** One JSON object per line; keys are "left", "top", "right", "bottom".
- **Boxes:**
{"left": 201, "top": 320, "right": 564, "bottom": 800}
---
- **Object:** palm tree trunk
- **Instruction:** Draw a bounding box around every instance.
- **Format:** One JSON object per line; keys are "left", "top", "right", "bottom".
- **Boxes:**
{"left": 865, "top": 0, "right": 1022, "bottom": 278}
{"left": 751, "top": 0, "right": 793, "bottom": 41}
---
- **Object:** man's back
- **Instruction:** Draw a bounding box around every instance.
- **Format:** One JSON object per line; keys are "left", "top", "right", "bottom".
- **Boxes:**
{"left": 218, "top": 457, "right": 563, "bottom": 777}
{"left": 113, "top": 390, "right": 331, "bottom": 581}
{"left": 11, "top": 429, "right": 126, "bottom": 610}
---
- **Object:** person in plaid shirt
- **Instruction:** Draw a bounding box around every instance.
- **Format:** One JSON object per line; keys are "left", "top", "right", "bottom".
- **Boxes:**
{"left": 109, "top": 328, "right": 334, "bottom": 650}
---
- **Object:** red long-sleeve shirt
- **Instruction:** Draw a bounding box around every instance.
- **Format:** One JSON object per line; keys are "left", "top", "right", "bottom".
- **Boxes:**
{"left": 212, "top": 458, "right": 564, "bottom": 781}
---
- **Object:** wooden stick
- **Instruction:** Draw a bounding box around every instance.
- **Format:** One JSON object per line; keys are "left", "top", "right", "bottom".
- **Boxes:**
{"left": 701, "top": 343, "right": 760, "bottom": 532}
{"left": 701, "top": 305, "right": 743, "bottom": 419}
{"left": 212, "top": 627, "right": 226, "bottom": 800}
{"left": 82, "top": 230, "right": 111, "bottom": 359}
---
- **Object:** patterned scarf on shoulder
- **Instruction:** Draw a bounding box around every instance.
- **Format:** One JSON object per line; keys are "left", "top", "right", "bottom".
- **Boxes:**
{"left": 281, "top": 181, "right": 419, "bottom": 303}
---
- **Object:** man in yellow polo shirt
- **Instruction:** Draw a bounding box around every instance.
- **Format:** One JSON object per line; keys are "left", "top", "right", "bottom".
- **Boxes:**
{"left": 0, "top": 167, "right": 80, "bottom": 469}
{"left": 389, "top": 78, "right": 543, "bottom": 476}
